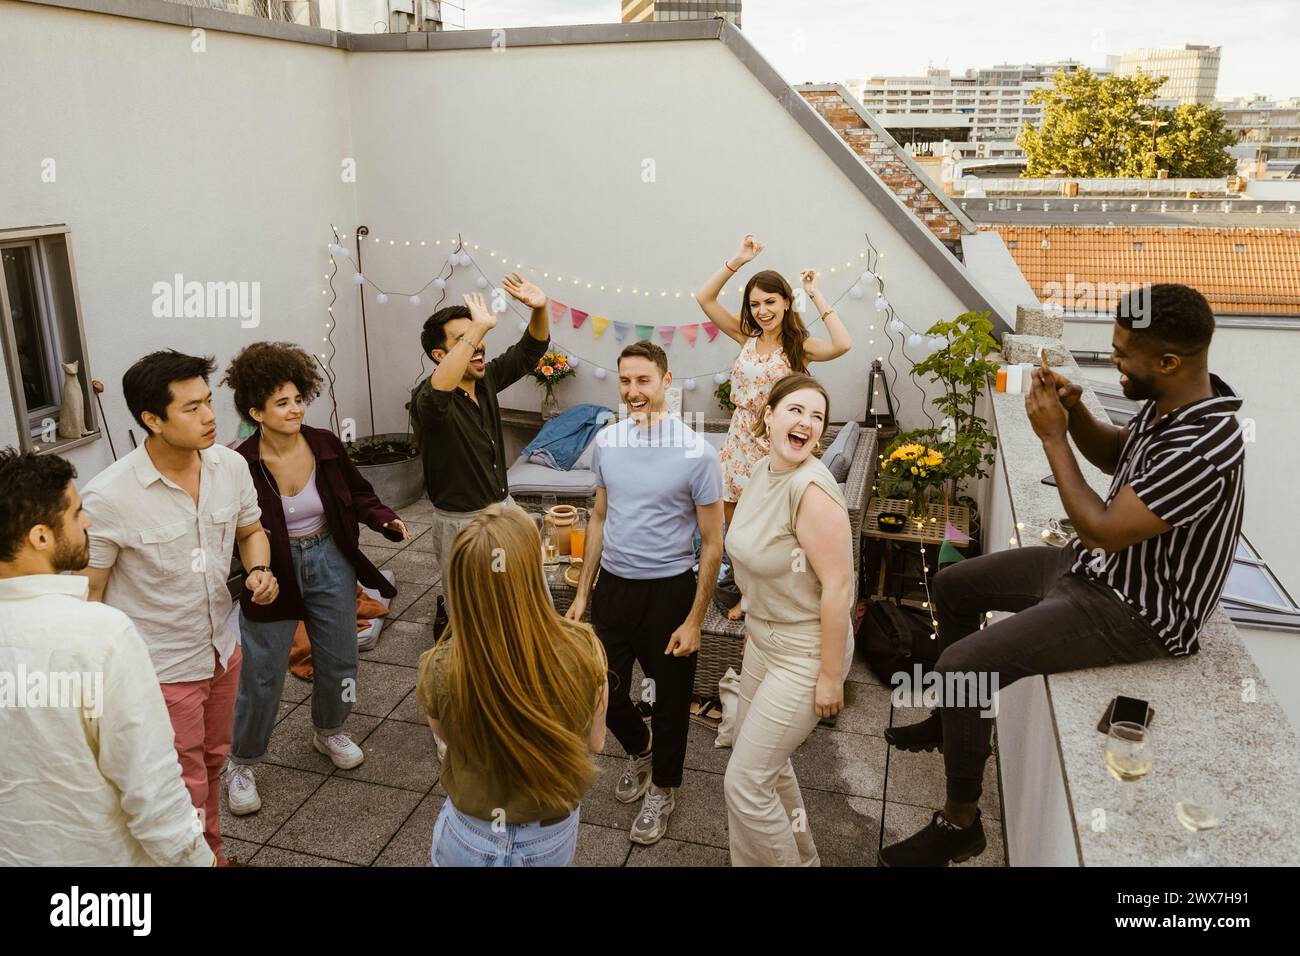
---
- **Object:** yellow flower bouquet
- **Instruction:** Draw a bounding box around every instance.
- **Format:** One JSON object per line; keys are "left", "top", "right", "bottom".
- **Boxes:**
{"left": 878, "top": 437, "right": 947, "bottom": 519}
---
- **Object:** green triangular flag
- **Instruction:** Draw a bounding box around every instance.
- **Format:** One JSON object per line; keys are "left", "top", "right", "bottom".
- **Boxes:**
{"left": 938, "top": 538, "right": 966, "bottom": 566}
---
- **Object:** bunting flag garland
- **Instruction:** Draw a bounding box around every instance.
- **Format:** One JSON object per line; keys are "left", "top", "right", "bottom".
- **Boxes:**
{"left": 591, "top": 315, "right": 610, "bottom": 338}
{"left": 613, "top": 320, "right": 631, "bottom": 342}
{"left": 701, "top": 321, "right": 720, "bottom": 343}
{"left": 681, "top": 323, "right": 699, "bottom": 347}
{"left": 549, "top": 300, "right": 568, "bottom": 322}
{"left": 635, "top": 324, "right": 654, "bottom": 342}
{"left": 658, "top": 325, "right": 676, "bottom": 349}
{"left": 570, "top": 307, "right": 589, "bottom": 330}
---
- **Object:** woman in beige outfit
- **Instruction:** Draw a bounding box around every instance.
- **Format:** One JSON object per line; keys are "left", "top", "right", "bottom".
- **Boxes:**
{"left": 723, "top": 373, "right": 855, "bottom": 867}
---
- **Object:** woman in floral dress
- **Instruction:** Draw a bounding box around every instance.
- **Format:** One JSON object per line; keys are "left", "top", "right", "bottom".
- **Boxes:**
{"left": 696, "top": 234, "right": 853, "bottom": 618}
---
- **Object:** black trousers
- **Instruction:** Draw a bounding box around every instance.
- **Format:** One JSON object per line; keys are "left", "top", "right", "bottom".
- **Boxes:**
{"left": 932, "top": 545, "right": 1169, "bottom": 803}
{"left": 591, "top": 568, "right": 698, "bottom": 790}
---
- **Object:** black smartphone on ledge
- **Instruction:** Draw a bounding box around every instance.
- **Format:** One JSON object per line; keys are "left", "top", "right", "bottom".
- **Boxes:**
{"left": 1098, "top": 695, "right": 1153, "bottom": 733}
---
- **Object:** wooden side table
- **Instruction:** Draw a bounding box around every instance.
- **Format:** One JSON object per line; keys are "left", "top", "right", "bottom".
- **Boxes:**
{"left": 861, "top": 498, "right": 972, "bottom": 601}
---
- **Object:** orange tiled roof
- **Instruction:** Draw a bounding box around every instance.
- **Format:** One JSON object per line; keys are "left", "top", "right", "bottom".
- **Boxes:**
{"left": 982, "top": 225, "right": 1300, "bottom": 315}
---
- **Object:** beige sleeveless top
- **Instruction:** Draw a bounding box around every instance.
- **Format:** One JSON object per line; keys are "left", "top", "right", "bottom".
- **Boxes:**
{"left": 725, "top": 454, "right": 849, "bottom": 626}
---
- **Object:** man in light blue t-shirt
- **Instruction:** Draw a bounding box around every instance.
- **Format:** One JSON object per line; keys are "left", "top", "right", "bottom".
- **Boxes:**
{"left": 567, "top": 341, "right": 724, "bottom": 846}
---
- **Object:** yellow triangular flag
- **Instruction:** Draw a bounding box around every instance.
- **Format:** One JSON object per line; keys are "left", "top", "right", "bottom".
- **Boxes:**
{"left": 591, "top": 315, "right": 610, "bottom": 338}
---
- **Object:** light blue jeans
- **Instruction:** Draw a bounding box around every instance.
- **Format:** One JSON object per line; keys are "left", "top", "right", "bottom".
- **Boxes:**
{"left": 231, "top": 529, "right": 359, "bottom": 763}
{"left": 430, "top": 800, "right": 581, "bottom": 867}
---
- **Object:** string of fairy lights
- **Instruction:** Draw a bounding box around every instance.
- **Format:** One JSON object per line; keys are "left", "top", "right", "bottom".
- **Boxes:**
{"left": 317, "top": 227, "right": 957, "bottom": 388}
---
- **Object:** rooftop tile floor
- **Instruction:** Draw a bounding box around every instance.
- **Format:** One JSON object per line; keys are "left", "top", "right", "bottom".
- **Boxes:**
{"left": 220, "top": 498, "right": 1005, "bottom": 867}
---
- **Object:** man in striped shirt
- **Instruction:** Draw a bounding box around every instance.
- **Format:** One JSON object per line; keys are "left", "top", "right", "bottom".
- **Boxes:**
{"left": 879, "top": 283, "right": 1244, "bottom": 867}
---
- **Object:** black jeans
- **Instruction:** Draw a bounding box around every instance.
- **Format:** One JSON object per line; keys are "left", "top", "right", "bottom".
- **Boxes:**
{"left": 931, "top": 545, "right": 1169, "bottom": 803}
{"left": 591, "top": 568, "right": 698, "bottom": 790}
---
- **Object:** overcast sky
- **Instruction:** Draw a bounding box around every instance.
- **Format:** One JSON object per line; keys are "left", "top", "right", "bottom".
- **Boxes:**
{"left": 451, "top": 0, "right": 1296, "bottom": 99}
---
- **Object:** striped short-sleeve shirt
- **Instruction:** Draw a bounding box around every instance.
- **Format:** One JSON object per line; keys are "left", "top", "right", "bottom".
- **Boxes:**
{"left": 1069, "top": 374, "right": 1245, "bottom": 656}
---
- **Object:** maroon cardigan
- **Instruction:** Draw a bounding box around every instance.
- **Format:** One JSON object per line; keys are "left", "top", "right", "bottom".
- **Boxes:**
{"left": 236, "top": 424, "right": 403, "bottom": 623}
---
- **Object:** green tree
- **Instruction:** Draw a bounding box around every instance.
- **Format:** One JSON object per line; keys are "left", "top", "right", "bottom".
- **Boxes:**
{"left": 1155, "top": 102, "right": 1236, "bottom": 177}
{"left": 1017, "top": 68, "right": 1234, "bottom": 178}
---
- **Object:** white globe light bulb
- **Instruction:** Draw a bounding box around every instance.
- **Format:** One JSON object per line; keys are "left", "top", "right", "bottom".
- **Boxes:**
{"left": 375, "top": 292, "right": 388, "bottom": 305}
{"left": 352, "top": 272, "right": 364, "bottom": 285}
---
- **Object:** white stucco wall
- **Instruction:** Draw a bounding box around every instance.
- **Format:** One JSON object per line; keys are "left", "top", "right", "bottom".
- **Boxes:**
{"left": 2, "top": 3, "right": 989, "bottom": 490}
{"left": 0, "top": 1, "right": 362, "bottom": 481}
{"left": 342, "top": 39, "right": 972, "bottom": 437}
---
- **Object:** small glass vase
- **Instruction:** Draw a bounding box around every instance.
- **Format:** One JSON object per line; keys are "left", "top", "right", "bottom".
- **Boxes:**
{"left": 541, "top": 386, "right": 560, "bottom": 419}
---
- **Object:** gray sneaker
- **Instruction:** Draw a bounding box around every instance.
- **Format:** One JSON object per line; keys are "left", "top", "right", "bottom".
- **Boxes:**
{"left": 615, "top": 749, "right": 653, "bottom": 804}
{"left": 629, "top": 785, "right": 675, "bottom": 845}
{"left": 225, "top": 763, "right": 261, "bottom": 816}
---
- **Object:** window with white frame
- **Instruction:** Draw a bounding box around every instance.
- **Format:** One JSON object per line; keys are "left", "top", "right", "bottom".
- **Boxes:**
{"left": 0, "top": 225, "right": 100, "bottom": 454}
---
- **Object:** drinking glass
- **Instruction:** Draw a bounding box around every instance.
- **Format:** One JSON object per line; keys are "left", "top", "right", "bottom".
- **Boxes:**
{"left": 542, "top": 514, "right": 559, "bottom": 565}
{"left": 1105, "top": 721, "right": 1153, "bottom": 782}
{"left": 1173, "top": 778, "right": 1224, "bottom": 863}
{"left": 570, "top": 508, "right": 588, "bottom": 560}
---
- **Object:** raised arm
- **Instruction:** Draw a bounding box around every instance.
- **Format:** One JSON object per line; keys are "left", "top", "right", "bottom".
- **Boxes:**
{"left": 430, "top": 292, "right": 496, "bottom": 392}
{"left": 1038, "top": 355, "right": 1127, "bottom": 474}
{"left": 695, "top": 234, "right": 763, "bottom": 345}
{"left": 798, "top": 269, "right": 853, "bottom": 362}
{"left": 1026, "top": 368, "right": 1171, "bottom": 554}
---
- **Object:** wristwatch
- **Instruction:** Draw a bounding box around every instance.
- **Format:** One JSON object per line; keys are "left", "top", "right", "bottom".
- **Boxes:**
{"left": 247, "top": 565, "right": 272, "bottom": 575}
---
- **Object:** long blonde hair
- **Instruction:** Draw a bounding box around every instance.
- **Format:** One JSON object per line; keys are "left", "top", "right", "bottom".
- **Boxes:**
{"left": 443, "top": 503, "right": 607, "bottom": 811}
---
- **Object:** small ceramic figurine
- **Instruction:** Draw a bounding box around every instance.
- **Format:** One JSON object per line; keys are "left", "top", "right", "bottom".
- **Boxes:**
{"left": 57, "top": 361, "right": 93, "bottom": 439}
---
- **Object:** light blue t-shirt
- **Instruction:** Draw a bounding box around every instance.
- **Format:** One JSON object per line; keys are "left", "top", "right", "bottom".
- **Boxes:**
{"left": 591, "top": 414, "right": 723, "bottom": 580}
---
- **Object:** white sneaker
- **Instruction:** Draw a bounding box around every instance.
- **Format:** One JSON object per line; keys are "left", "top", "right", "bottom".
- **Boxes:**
{"left": 629, "top": 785, "right": 675, "bottom": 845}
{"left": 312, "top": 732, "right": 365, "bottom": 769}
{"left": 225, "top": 763, "right": 261, "bottom": 816}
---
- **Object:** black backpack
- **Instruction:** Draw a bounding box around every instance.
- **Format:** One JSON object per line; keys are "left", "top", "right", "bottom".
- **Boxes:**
{"left": 855, "top": 599, "right": 940, "bottom": 686}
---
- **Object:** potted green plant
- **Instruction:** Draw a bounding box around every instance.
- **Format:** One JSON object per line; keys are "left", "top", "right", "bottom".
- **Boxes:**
{"left": 910, "top": 309, "right": 1000, "bottom": 502}
{"left": 347, "top": 433, "right": 422, "bottom": 509}
{"left": 714, "top": 378, "right": 735, "bottom": 414}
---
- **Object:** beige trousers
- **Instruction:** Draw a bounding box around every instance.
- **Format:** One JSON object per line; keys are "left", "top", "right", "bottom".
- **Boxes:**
{"left": 724, "top": 614, "right": 853, "bottom": 867}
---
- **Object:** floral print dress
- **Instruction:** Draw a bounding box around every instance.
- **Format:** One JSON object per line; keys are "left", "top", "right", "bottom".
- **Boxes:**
{"left": 720, "top": 335, "right": 793, "bottom": 502}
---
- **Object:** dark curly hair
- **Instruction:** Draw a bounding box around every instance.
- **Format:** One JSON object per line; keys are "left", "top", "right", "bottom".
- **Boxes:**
{"left": 221, "top": 342, "right": 323, "bottom": 424}
{"left": 0, "top": 448, "right": 76, "bottom": 562}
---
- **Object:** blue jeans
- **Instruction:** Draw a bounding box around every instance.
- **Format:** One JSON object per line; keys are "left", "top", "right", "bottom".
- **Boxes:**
{"left": 430, "top": 800, "right": 580, "bottom": 867}
{"left": 231, "top": 529, "right": 359, "bottom": 763}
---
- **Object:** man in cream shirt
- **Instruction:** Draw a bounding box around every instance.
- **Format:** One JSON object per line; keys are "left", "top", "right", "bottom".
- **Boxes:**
{"left": 0, "top": 448, "right": 212, "bottom": 866}
{"left": 81, "top": 350, "right": 278, "bottom": 865}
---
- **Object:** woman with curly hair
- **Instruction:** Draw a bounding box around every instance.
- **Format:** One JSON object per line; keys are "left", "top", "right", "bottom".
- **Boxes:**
{"left": 220, "top": 342, "right": 409, "bottom": 818}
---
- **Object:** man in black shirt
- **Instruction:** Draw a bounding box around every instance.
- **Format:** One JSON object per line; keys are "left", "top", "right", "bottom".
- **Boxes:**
{"left": 410, "top": 274, "right": 550, "bottom": 633}
{"left": 879, "top": 283, "right": 1244, "bottom": 866}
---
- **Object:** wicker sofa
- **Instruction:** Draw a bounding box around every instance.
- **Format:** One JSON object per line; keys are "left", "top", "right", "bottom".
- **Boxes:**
{"left": 532, "top": 420, "right": 879, "bottom": 700}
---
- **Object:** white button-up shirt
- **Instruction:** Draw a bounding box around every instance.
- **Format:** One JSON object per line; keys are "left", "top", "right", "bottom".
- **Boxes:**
{"left": 81, "top": 443, "right": 261, "bottom": 684}
{"left": 0, "top": 574, "right": 213, "bottom": 866}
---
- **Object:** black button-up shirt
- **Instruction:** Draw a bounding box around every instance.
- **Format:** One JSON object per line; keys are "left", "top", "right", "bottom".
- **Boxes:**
{"left": 411, "top": 329, "right": 549, "bottom": 513}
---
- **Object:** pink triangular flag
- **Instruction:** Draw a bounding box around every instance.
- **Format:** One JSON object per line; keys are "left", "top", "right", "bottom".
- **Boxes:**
{"left": 944, "top": 521, "right": 971, "bottom": 544}
{"left": 701, "top": 321, "right": 720, "bottom": 343}
{"left": 681, "top": 323, "right": 699, "bottom": 346}
{"left": 570, "top": 308, "right": 589, "bottom": 330}
{"left": 659, "top": 326, "right": 676, "bottom": 349}
{"left": 549, "top": 300, "right": 568, "bottom": 322}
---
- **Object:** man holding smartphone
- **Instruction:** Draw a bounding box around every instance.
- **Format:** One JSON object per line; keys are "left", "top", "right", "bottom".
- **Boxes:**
{"left": 879, "top": 283, "right": 1245, "bottom": 866}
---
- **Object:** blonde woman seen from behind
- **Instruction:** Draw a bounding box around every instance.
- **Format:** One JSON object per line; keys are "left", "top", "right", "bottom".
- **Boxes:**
{"left": 722, "top": 374, "right": 855, "bottom": 866}
{"left": 416, "top": 503, "right": 608, "bottom": 867}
